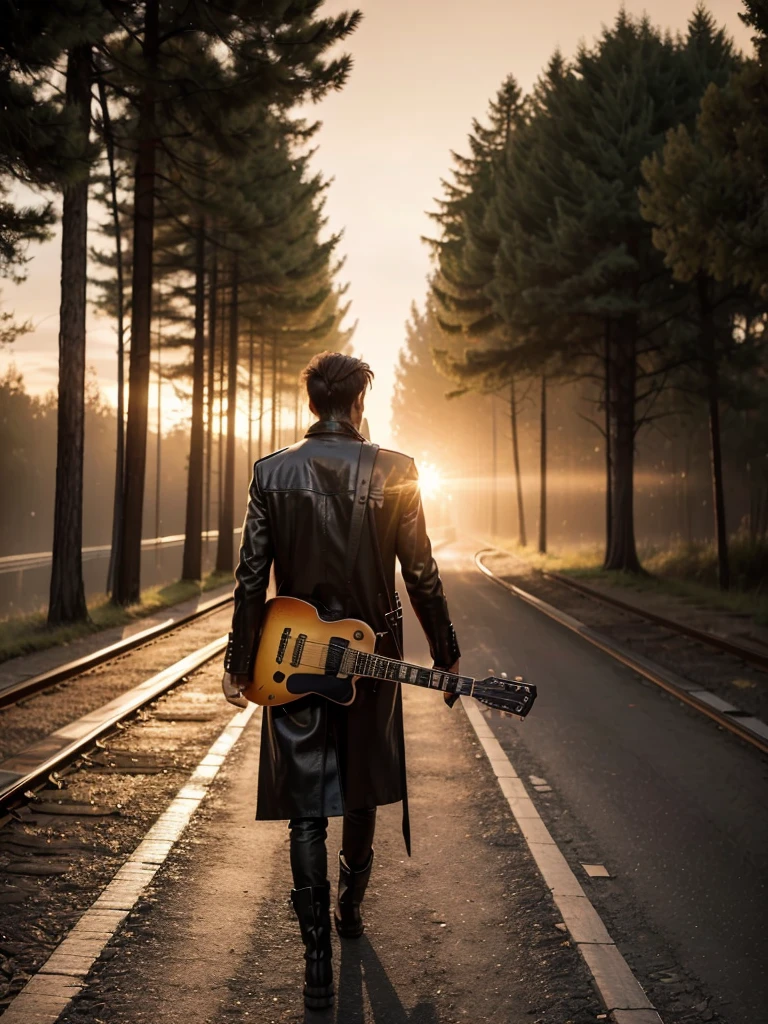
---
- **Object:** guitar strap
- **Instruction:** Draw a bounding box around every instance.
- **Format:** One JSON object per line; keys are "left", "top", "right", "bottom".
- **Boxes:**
{"left": 345, "top": 441, "right": 380, "bottom": 595}
{"left": 345, "top": 441, "right": 411, "bottom": 856}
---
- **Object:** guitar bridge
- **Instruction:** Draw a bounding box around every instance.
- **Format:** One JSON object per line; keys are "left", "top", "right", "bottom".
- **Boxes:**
{"left": 290, "top": 633, "right": 307, "bottom": 667}
{"left": 276, "top": 627, "right": 291, "bottom": 665}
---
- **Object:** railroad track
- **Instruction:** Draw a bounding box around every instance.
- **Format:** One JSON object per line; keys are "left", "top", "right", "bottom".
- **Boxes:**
{"left": 0, "top": 590, "right": 233, "bottom": 710}
{"left": 0, "top": 627, "right": 246, "bottom": 1020}
{"left": 542, "top": 569, "right": 768, "bottom": 671}
{"left": 0, "top": 634, "right": 229, "bottom": 810}
{"left": 476, "top": 548, "right": 768, "bottom": 757}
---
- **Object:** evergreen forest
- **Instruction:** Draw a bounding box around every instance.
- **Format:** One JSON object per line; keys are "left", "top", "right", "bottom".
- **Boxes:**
{"left": 394, "top": 3, "right": 768, "bottom": 593}
{"left": 1, "top": 0, "right": 767, "bottom": 637}
{"left": 0, "top": 0, "right": 361, "bottom": 624}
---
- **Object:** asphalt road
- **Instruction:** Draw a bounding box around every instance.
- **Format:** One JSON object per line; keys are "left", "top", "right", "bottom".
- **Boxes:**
{"left": 431, "top": 544, "right": 768, "bottom": 1024}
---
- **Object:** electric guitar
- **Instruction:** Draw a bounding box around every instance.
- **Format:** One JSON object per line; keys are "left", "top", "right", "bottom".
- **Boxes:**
{"left": 242, "top": 596, "right": 536, "bottom": 717}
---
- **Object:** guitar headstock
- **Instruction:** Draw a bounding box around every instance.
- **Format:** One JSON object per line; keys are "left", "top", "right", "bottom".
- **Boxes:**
{"left": 472, "top": 676, "right": 537, "bottom": 718}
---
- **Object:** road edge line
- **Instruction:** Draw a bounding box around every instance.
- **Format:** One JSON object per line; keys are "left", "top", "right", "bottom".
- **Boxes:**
{"left": 0, "top": 701, "right": 258, "bottom": 1024}
{"left": 459, "top": 696, "right": 663, "bottom": 1024}
{"left": 475, "top": 549, "right": 768, "bottom": 756}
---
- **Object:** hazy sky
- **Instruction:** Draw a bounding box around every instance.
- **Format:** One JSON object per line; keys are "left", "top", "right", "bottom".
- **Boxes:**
{"left": 2, "top": 0, "right": 753, "bottom": 448}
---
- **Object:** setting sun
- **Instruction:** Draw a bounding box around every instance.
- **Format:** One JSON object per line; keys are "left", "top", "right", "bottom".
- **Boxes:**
{"left": 418, "top": 462, "right": 443, "bottom": 499}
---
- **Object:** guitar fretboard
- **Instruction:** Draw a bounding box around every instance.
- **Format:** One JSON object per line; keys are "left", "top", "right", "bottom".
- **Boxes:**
{"left": 342, "top": 648, "right": 473, "bottom": 697}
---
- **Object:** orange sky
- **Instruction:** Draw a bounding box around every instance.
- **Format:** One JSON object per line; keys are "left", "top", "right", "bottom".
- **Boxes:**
{"left": 1, "top": 1, "right": 753, "bottom": 449}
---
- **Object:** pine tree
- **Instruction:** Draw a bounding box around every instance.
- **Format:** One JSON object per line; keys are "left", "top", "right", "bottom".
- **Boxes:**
{"left": 640, "top": 7, "right": 765, "bottom": 588}
{"left": 106, "top": 0, "right": 361, "bottom": 603}
{"left": 0, "top": 3, "right": 61, "bottom": 272}
{"left": 136, "top": 98, "right": 352, "bottom": 580}
{"left": 741, "top": 0, "right": 768, "bottom": 42}
{"left": 426, "top": 76, "right": 531, "bottom": 543}
{"left": 478, "top": 11, "right": 736, "bottom": 570}
{"left": 1, "top": 2, "right": 115, "bottom": 624}
{"left": 48, "top": 40, "right": 97, "bottom": 625}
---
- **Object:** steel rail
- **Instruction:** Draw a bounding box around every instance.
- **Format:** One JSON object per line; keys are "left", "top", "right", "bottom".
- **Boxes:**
{"left": 0, "top": 592, "right": 233, "bottom": 710}
{"left": 0, "top": 635, "right": 228, "bottom": 810}
{"left": 475, "top": 549, "right": 768, "bottom": 757}
{"left": 542, "top": 569, "right": 768, "bottom": 671}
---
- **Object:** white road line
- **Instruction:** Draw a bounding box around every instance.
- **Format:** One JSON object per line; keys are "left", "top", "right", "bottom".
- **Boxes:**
{"left": 1, "top": 703, "right": 258, "bottom": 1024}
{"left": 461, "top": 697, "right": 664, "bottom": 1024}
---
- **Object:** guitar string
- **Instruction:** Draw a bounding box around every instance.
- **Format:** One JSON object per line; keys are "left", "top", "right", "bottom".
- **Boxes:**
{"left": 295, "top": 638, "right": 459, "bottom": 684}
{"left": 276, "top": 644, "right": 524, "bottom": 711}
{"left": 283, "top": 637, "right": 448, "bottom": 683}
{"left": 284, "top": 639, "right": 527, "bottom": 704}
{"left": 295, "top": 638, "right": 404, "bottom": 674}
{"left": 285, "top": 653, "right": 522, "bottom": 711}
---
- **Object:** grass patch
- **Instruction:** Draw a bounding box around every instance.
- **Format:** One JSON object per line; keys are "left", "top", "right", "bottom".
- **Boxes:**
{"left": 0, "top": 570, "right": 233, "bottom": 665}
{"left": 492, "top": 536, "right": 768, "bottom": 626}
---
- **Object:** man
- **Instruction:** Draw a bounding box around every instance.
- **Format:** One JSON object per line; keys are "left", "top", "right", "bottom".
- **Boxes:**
{"left": 221, "top": 351, "right": 460, "bottom": 1010}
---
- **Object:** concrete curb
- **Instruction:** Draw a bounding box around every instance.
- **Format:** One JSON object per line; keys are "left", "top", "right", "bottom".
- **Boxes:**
{"left": 461, "top": 697, "right": 663, "bottom": 1024}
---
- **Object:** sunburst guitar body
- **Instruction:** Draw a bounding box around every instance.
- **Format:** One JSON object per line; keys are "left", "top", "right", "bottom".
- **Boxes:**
{"left": 241, "top": 596, "right": 537, "bottom": 718}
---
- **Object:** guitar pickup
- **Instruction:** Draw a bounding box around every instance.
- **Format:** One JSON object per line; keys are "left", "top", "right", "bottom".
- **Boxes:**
{"left": 290, "top": 633, "right": 308, "bottom": 667}
{"left": 276, "top": 627, "right": 291, "bottom": 664}
{"left": 324, "top": 636, "right": 349, "bottom": 675}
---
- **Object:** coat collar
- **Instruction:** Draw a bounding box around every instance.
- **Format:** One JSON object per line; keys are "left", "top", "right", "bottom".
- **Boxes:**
{"left": 305, "top": 419, "right": 366, "bottom": 442}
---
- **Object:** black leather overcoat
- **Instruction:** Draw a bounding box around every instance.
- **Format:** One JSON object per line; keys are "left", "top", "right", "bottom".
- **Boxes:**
{"left": 224, "top": 419, "right": 459, "bottom": 837}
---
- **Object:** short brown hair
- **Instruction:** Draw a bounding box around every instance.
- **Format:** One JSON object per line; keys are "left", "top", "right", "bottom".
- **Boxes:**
{"left": 302, "top": 351, "right": 374, "bottom": 419}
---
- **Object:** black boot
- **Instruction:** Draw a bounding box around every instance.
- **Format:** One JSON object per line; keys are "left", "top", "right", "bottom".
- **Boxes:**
{"left": 334, "top": 848, "right": 373, "bottom": 938}
{"left": 290, "top": 881, "right": 334, "bottom": 1010}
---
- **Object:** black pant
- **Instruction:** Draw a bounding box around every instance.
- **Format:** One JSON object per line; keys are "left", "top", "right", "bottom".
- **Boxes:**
{"left": 289, "top": 808, "right": 376, "bottom": 890}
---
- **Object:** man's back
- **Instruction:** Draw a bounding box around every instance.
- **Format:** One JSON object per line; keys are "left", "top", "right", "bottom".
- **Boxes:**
{"left": 229, "top": 418, "right": 458, "bottom": 675}
{"left": 222, "top": 352, "right": 460, "bottom": 1013}
{"left": 256, "top": 420, "right": 432, "bottom": 632}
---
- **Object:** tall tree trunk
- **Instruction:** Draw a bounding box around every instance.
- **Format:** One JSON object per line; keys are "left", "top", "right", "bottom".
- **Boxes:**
{"left": 683, "top": 433, "right": 693, "bottom": 545}
{"left": 182, "top": 219, "right": 206, "bottom": 581}
{"left": 603, "top": 320, "right": 613, "bottom": 560}
{"left": 48, "top": 43, "right": 92, "bottom": 626}
{"left": 114, "top": 0, "right": 159, "bottom": 604}
{"left": 217, "top": 285, "right": 226, "bottom": 521}
{"left": 509, "top": 380, "right": 526, "bottom": 547}
{"left": 154, "top": 302, "right": 162, "bottom": 561}
{"left": 98, "top": 72, "right": 126, "bottom": 598}
{"left": 270, "top": 340, "right": 277, "bottom": 451}
{"left": 490, "top": 394, "right": 498, "bottom": 539}
{"left": 538, "top": 374, "right": 547, "bottom": 555}
{"left": 258, "top": 334, "right": 265, "bottom": 459}
{"left": 204, "top": 250, "right": 217, "bottom": 547}
{"left": 603, "top": 321, "right": 641, "bottom": 572}
{"left": 276, "top": 359, "right": 284, "bottom": 447}
{"left": 698, "top": 276, "right": 729, "bottom": 590}
{"left": 247, "top": 321, "right": 254, "bottom": 467}
{"left": 216, "top": 257, "right": 238, "bottom": 573}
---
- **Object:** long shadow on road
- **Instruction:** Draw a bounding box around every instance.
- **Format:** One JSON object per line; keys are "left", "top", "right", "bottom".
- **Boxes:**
{"left": 304, "top": 936, "right": 438, "bottom": 1024}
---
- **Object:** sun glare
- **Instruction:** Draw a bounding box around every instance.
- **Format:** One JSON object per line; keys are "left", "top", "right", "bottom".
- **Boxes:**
{"left": 419, "top": 462, "right": 443, "bottom": 499}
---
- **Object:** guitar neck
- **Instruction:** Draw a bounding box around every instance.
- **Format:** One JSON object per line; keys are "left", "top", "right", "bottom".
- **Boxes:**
{"left": 345, "top": 649, "right": 474, "bottom": 698}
